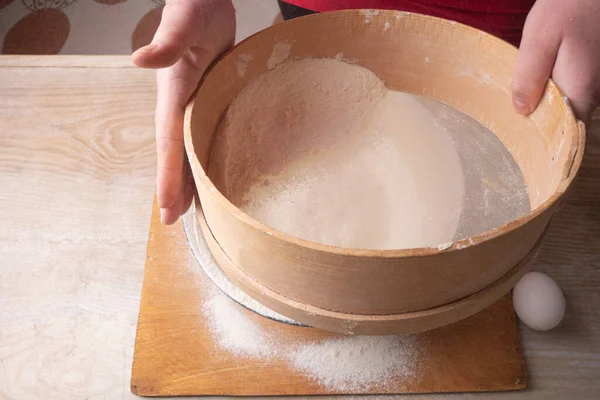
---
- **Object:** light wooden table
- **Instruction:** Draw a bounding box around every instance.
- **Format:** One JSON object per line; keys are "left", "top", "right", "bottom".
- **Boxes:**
{"left": 0, "top": 56, "right": 598, "bottom": 400}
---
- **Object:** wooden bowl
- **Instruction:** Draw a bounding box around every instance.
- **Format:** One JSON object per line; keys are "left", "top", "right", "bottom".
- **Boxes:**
{"left": 183, "top": 10, "right": 585, "bottom": 334}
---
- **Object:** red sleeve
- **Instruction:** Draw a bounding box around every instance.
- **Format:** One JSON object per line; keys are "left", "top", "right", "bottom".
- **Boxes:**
{"left": 284, "top": 0, "right": 537, "bottom": 46}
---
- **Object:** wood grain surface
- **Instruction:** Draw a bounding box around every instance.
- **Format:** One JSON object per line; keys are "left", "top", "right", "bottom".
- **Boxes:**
{"left": 0, "top": 56, "right": 599, "bottom": 399}
{"left": 132, "top": 198, "right": 527, "bottom": 396}
{"left": 0, "top": 56, "right": 156, "bottom": 400}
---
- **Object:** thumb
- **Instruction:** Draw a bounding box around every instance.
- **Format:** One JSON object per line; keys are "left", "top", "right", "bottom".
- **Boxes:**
{"left": 132, "top": 1, "right": 202, "bottom": 69}
{"left": 512, "top": 11, "right": 561, "bottom": 115}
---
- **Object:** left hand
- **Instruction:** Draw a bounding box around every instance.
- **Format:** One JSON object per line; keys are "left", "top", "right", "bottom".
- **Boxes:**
{"left": 512, "top": 0, "right": 600, "bottom": 124}
{"left": 132, "top": 0, "right": 236, "bottom": 225}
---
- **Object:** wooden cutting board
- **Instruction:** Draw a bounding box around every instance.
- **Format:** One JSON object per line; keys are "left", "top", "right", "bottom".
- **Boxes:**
{"left": 131, "top": 197, "right": 526, "bottom": 396}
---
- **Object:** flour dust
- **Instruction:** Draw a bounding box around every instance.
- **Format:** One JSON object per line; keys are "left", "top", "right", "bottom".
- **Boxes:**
{"left": 209, "top": 58, "right": 529, "bottom": 250}
{"left": 201, "top": 279, "right": 420, "bottom": 392}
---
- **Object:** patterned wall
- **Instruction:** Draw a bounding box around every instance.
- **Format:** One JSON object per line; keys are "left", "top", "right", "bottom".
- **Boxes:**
{"left": 0, "top": 0, "right": 280, "bottom": 55}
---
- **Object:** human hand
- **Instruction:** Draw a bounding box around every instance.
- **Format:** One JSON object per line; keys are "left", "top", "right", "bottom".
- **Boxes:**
{"left": 133, "top": 0, "right": 235, "bottom": 224}
{"left": 512, "top": 0, "right": 599, "bottom": 124}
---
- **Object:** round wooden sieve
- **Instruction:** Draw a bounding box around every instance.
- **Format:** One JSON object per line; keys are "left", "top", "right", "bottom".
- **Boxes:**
{"left": 183, "top": 10, "right": 585, "bottom": 334}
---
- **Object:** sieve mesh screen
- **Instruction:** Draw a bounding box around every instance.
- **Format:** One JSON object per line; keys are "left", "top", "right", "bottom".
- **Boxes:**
{"left": 419, "top": 97, "right": 531, "bottom": 241}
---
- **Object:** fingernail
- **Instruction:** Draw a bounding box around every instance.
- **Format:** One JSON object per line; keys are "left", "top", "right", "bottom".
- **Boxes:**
{"left": 160, "top": 208, "right": 167, "bottom": 224}
{"left": 513, "top": 97, "right": 531, "bottom": 115}
{"left": 134, "top": 43, "right": 158, "bottom": 56}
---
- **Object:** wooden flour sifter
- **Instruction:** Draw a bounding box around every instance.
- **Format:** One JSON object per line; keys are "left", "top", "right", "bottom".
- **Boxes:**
{"left": 182, "top": 10, "right": 585, "bottom": 335}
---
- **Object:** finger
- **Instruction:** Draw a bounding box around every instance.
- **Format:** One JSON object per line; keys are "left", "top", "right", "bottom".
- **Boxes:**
{"left": 182, "top": 184, "right": 195, "bottom": 216}
{"left": 181, "top": 162, "right": 196, "bottom": 216}
{"left": 567, "top": 96, "right": 595, "bottom": 125}
{"left": 132, "top": 0, "right": 203, "bottom": 69}
{"left": 512, "top": 9, "right": 561, "bottom": 115}
{"left": 160, "top": 206, "right": 181, "bottom": 225}
{"left": 155, "top": 52, "right": 212, "bottom": 222}
{"left": 159, "top": 170, "right": 183, "bottom": 225}
{"left": 552, "top": 41, "right": 598, "bottom": 124}
{"left": 161, "top": 162, "right": 191, "bottom": 224}
{"left": 563, "top": 88, "right": 595, "bottom": 125}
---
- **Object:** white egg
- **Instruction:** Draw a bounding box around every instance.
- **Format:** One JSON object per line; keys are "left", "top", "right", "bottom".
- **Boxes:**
{"left": 513, "top": 272, "right": 565, "bottom": 331}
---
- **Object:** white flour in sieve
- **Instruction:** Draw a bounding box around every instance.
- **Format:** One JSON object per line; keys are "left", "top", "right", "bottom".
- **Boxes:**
{"left": 200, "top": 277, "right": 420, "bottom": 391}
{"left": 209, "top": 58, "right": 529, "bottom": 249}
{"left": 210, "top": 58, "right": 466, "bottom": 250}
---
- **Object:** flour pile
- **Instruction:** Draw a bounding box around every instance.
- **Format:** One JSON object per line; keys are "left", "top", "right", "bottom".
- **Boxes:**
{"left": 201, "top": 283, "right": 420, "bottom": 391}
{"left": 203, "top": 294, "right": 277, "bottom": 358}
{"left": 290, "top": 335, "right": 418, "bottom": 391}
{"left": 209, "top": 58, "right": 466, "bottom": 249}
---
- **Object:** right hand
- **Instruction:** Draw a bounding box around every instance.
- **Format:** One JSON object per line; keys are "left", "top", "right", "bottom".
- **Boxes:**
{"left": 132, "top": 0, "right": 236, "bottom": 224}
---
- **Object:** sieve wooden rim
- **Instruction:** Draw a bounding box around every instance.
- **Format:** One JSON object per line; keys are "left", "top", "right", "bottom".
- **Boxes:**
{"left": 194, "top": 197, "right": 543, "bottom": 334}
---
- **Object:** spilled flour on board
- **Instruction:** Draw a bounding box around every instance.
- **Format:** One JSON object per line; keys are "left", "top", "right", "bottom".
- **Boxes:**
{"left": 291, "top": 335, "right": 418, "bottom": 391}
{"left": 202, "top": 292, "right": 278, "bottom": 358}
{"left": 200, "top": 281, "right": 420, "bottom": 391}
